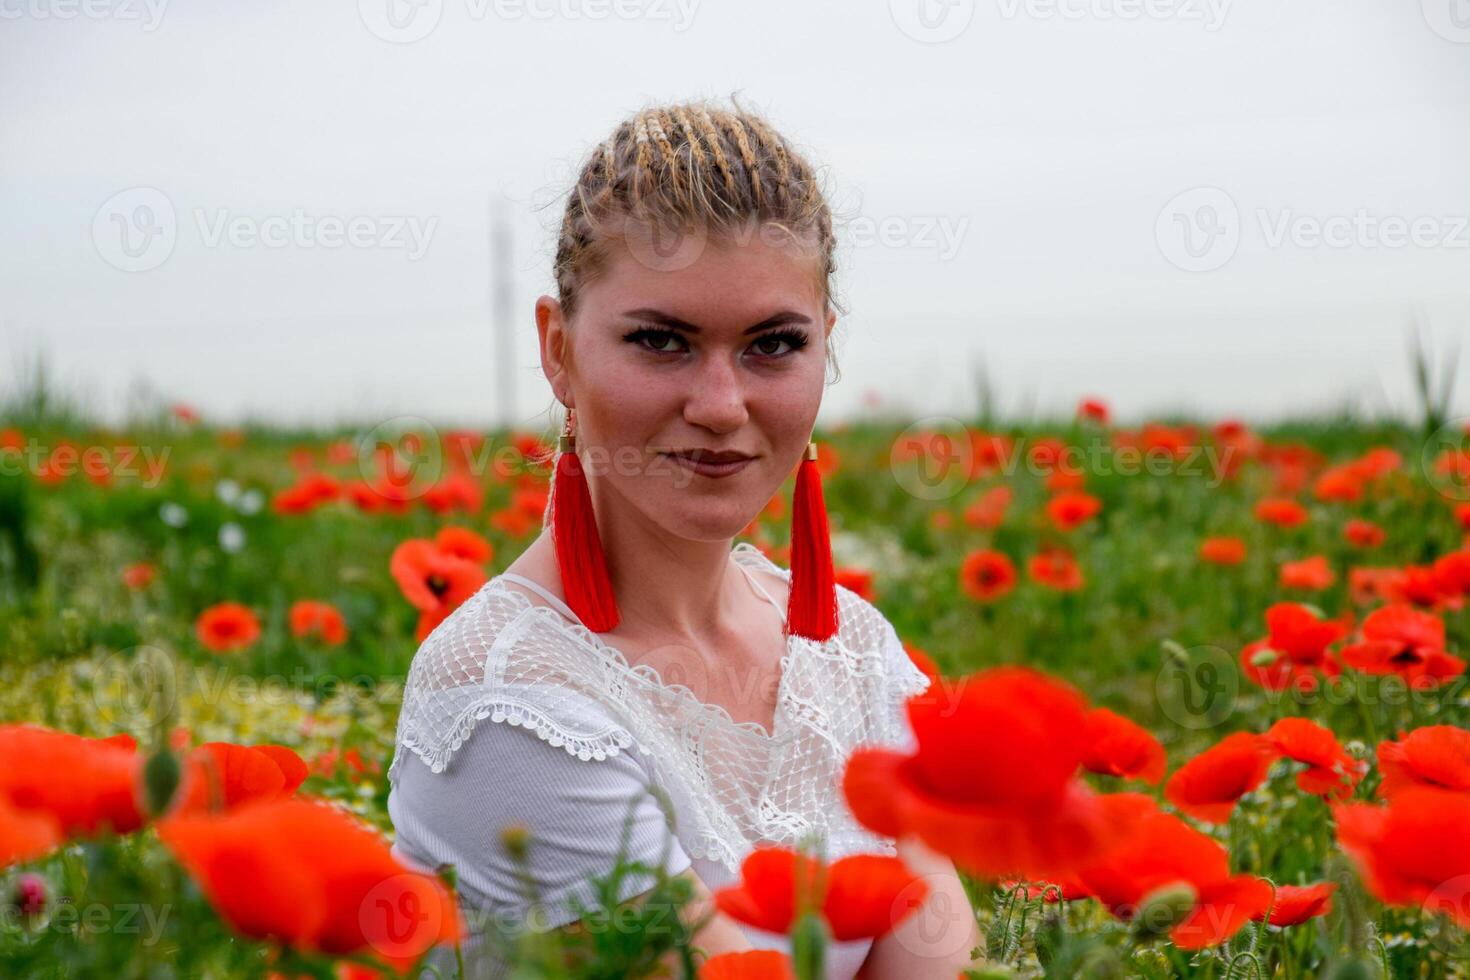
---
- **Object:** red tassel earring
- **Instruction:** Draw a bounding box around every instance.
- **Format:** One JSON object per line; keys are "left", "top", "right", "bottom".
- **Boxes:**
{"left": 786, "top": 440, "right": 838, "bottom": 641}
{"left": 551, "top": 408, "right": 620, "bottom": 632}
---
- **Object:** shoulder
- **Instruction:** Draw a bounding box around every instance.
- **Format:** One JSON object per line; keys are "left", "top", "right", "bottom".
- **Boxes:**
{"left": 392, "top": 576, "right": 637, "bottom": 778}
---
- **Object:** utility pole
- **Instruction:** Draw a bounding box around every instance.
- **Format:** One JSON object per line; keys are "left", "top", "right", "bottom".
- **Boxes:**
{"left": 490, "top": 196, "right": 515, "bottom": 430}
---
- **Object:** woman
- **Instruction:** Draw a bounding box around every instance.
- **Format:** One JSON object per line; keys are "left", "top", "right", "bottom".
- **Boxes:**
{"left": 387, "top": 98, "right": 981, "bottom": 978}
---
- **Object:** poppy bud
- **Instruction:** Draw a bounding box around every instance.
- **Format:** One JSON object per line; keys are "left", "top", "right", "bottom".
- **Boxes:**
{"left": 1132, "top": 883, "right": 1197, "bottom": 939}
{"left": 500, "top": 823, "right": 531, "bottom": 864}
{"left": 1249, "top": 647, "right": 1281, "bottom": 668}
{"left": 142, "top": 746, "right": 183, "bottom": 816}
{"left": 8, "top": 874, "right": 47, "bottom": 927}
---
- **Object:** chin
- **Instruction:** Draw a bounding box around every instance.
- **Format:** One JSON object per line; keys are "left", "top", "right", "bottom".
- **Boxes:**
{"left": 656, "top": 501, "right": 759, "bottom": 542}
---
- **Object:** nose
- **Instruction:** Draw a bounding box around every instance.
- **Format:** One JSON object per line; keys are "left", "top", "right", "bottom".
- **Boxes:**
{"left": 682, "top": 352, "right": 749, "bottom": 434}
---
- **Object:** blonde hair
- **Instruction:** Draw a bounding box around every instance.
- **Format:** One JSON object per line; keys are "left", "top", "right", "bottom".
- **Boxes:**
{"left": 553, "top": 96, "right": 843, "bottom": 373}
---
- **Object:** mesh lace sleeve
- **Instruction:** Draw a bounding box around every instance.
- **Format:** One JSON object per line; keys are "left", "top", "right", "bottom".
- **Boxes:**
{"left": 878, "top": 617, "right": 931, "bottom": 754}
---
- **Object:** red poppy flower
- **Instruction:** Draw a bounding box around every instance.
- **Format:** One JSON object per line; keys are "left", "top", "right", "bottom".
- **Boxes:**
{"left": 1238, "top": 603, "right": 1347, "bottom": 693}
{"left": 489, "top": 506, "right": 536, "bottom": 537}
{"left": 288, "top": 600, "right": 349, "bottom": 646}
{"left": 1045, "top": 468, "right": 1087, "bottom": 493}
{"left": 1028, "top": 549, "right": 1083, "bottom": 591}
{"left": 1, "top": 796, "right": 63, "bottom": 867}
{"left": 0, "top": 725, "right": 144, "bottom": 838}
{"left": 272, "top": 473, "right": 342, "bottom": 516}
{"left": 1046, "top": 492, "right": 1102, "bottom": 532}
{"left": 1080, "top": 708, "right": 1166, "bottom": 785}
{"left": 195, "top": 602, "right": 262, "bottom": 653}
{"left": 1164, "top": 732, "right": 1276, "bottom": 824}
{"left": 390, "top": 539, "right": 489, "bottom": 641}
{"left": 962, "top": 486, "right": 1010, "bottom": 529}
{"left": 1254, "top": 498, "right": 1308, "bottom": 529}
{"left": 1078, "top": 795, "right": 1272, "bottom": 950}
{"left": 174, "top": 743, "right": 309, "bottom": 815}
{"left": 998, "top": 874, "right": 1092, "bottom": 902}
{"left": 958, "top": 549, "right": 1016, "bottom": 603}
{"left": 158, "top": 798, "right": 461, "bottom": 970}
{"left": 1077, "top": 398, "right": 1110, "bottom": 425}
{"left": 835, "top": 567, "right": 876, "bottom": 602}
{"left": 1279, "top": 555, "right": 1334, "bottom": 591}
{"left": 1263, "top": 718, "right": 1364, "bottom": 799}
{"left": 1344, "top": 520, "right": 1385, "bottom": 549}
{"left": 1334, "top": 788, "right": 1470, "bottom": 926}
{"left": 121, "top": 561, "right": 157, "bottom": 590}
{"left": 843, "top": 668, "right": 1126, "bottom": 880}
{"left": 423, "top": 471, "right": 484, "bottom": 515}
{"left": 1433, "top": 550, "right": 1470, "bottom": 598}
{"left": 1340, "top": 604, "right": 1465, "bottom": 689}
{"left": 1376, "top": 726, "right": 1470, "bottom": 797}
{"left": 1256, "top": 882, "right": 1336, "bottom": 927}
{"left": 1198, "top": 537, "right": 1247, "bottom": 565}
{"left": 698, "top": 950, "right": 795, "bottom": 980}
{"left": 432, "top": 526, "right": 494, "bottom": 565}
{"left": 713, "top": 847, "right": 926, "bottom": 942}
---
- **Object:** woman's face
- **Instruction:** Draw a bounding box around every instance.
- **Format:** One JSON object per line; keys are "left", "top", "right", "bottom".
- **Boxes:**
{"left": 537, "top": 229, "right": 835, "bottom": 543}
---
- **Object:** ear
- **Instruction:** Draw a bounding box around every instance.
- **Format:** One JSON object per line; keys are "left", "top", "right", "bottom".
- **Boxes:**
{"left": 535, "top": 295, "right": 573, "bottom": 408}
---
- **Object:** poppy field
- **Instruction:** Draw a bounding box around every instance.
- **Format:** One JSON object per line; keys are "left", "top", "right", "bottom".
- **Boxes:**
{"left": 2, "top": 399, "right": 1470, "bottom": 979}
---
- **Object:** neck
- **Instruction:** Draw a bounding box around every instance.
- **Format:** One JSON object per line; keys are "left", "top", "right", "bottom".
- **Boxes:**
{"left": 588, "top": 479, "right": 744, "bottom": 641}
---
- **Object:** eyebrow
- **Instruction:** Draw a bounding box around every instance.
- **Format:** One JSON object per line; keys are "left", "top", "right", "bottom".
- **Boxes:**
{"left": 620, "top": 308, "right": 812, "bottom": 335}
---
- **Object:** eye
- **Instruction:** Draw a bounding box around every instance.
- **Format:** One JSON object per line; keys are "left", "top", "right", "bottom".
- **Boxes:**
{"left": 749, "top": 328, "right": 809, "bottom": 359}
{"left": 624, "top": 328, "right": 688, "bottom": 355}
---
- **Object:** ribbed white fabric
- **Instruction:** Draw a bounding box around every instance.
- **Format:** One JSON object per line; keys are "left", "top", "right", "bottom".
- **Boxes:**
{"left": 387, "top": 541, "right": 931, "bottom": 979}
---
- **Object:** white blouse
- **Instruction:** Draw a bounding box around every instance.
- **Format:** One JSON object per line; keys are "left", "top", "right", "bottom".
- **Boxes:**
{"left": 387, "top": 542, "right": 932, "bottom": 979}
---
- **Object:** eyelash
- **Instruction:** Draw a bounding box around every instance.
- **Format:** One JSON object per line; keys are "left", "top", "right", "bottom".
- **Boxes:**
{"left": 622, "top": 327, "right": 810, "bottom": 359}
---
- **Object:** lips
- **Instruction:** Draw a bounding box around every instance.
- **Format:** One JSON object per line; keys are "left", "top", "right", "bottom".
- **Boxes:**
{"left": 668, "top": 449, "right": 754, "bottom": 464}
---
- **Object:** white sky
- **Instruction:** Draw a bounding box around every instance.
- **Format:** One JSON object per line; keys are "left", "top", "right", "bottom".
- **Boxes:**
{"left": 2, "top": 0, "right": 1469, "bottom": 430}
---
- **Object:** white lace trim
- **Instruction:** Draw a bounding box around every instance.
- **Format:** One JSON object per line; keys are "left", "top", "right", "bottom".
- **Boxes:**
{"left": 389, "top": 541, "right": 933, "bottom": 871}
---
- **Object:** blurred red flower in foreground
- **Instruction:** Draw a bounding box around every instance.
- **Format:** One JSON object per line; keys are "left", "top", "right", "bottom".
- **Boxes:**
{"left": 1341, "top": 604, "right": 1465, "bottom": 688}
{"left": 1334, "top": 787, "right": 1470, "bottom": 928}
{"left": 289, "top": 600, "right": 349, "bottom": 645}
{"left": 1077, "top": 794, "right": 1271, "bottom": 949}
{"left": 713, "top": 846, "right": 926, "bottom": 942}
{"left": 959, "top": 549, "right": 1016, "bottom": 603}
{"left": 698, "top": 950, "right": 795, "bottom": 980}
{"left": 1376, "top": 726, "right": 1470, "bottom": 797}
{"left": 0, "top": 798, "right": 62, "bottom": 867}
{"left": 158, "top": 798, "right": 461, "bottom": 970}
{"left": 390, "top": 539, "right": 489, "bottom": 641}
{"left": 843, "top": 667, "right": 1124, "bottom": 880}
{"left": 195, "top": 602, "right": 262, "bottom": 653}
{"left": 173, "top": 742, "right": 309, "bottom": 815}
{"left": 0, "top": 725, "right": 144, "bottom": 848}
